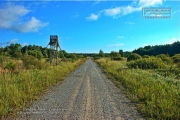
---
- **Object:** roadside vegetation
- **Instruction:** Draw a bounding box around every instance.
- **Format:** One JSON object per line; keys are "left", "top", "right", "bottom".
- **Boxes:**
{"left": 0, "top": 41, "right": 179, "bottom": 119}
{"left": 0, "top": 43, "right": 86, "bottom": 117}
{"left": 95, "top": 41, "right": 180, "bottom": 119}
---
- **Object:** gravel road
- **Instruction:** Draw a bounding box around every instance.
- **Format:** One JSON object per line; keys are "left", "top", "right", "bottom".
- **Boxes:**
{"left": 16, "top": 59, "right": 144, "bottom": 120}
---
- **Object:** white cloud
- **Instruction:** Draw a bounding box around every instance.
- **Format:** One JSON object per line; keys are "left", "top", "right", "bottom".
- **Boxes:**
{"left": 168, "top": 38, "right": 179, "bottom": 44}
{"left": 132, "top": 0, "right": 139, "bottom": 5}
{"left": 122, "top": 5, "right": 140, "bottom": 15}
{"left": 13, "top": 17, "right": 49, "bottom": 33}
{"left": 107, "top": 43, "right": 124, "bottom": 47}
{"left": 0, "top": 3, "right": 48, "bottom": 33}
{"left": 0, "top": 3, "right": 30, "bottom": 29}
{"left": 86, "top": 13, "right": 99, "bottom": 21}
{"left": 104, "top": 7, "right": 121, "bottom": 17}
{"left": 21, "top": 43, "right": 28, "bottom": 47}
{"left": 8, "top": 39, "right": 18, "bottom": 44}
{"left": 87, "top": 0, "right": 163, "bottom": 20}
{"left": 102, "top": 6, "right": 140, "bottom": 18}
{"left": 93, "top": 0, "right": 101, "bottom": 5}
{"left": 117, "top": 36, "right": 124, "bottom": 39}
{"left": 138, "top": 0, "right": 163, "bottom": 8}
{"left": 0, "top": 39, "right": 18, "bottom": 46}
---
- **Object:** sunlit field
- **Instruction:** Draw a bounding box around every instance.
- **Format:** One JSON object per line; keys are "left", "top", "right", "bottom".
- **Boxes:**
{"left": 96, "top": 57, "right": 180, "bottom": 119}
{"left": 0, "top": 56, "right": 85, "bottom": 116}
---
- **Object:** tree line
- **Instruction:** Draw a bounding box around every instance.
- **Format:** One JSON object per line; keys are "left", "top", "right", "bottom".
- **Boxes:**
{"left": 1, "top": 41, "right": 179, "bottom": 60}
{"left": 0, "top": 44, "right": 85, "bottom": 60}
{"left": 132, "top": 41, "right": 180, "bottom": 56}
{"left": 97, "top": 41, "right": 180, "bottom": 59}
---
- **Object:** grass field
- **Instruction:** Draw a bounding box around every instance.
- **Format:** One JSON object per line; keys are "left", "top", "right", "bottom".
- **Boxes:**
{"left": 0, "top": 59, "right": 85, "bottom": 116}
{"left": 96, "top": 58, "right": 180, "bottom": 119}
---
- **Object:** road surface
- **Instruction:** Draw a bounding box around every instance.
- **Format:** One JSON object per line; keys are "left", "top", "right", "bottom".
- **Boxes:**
{"left": 16, "top": 59, "right": 144, "bottom": 120}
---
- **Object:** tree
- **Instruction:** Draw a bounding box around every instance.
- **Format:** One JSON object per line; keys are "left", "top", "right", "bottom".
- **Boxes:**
{"left": 59, "top": 50, "right": 68, "bottom": 58}
{"left": 123, "top": 51, "right": 131, "bottom": 57}
{"left": 5, "top": 43, "right": 22, "bottom": 56}
{"left": 119, "top": 50, "right": 124, "bottom": 57}
{"left": 127, "top": 53, "right": 142, "bottom": 61}
{"left": 110, "top": 51, "right": 120, "bottom": 58}
{"left": 156, "top": 54, "right": 172, "bottom": 64}
{"left": 172, "top": 54, "right": 180, "bottom": 63}
{"left": 68, "top": 54, "right": 77, "bottom": 61}
{"left": 21, "top": 46, "right": 28, "bottom": 55}
{"left": 42, "top": 48, "right": 48, "bottom": 58}
{"left": 99, "top": 49, "right": 104, "bottom": 57}
{"left": 133, "top": 41, "right": 180, "bottom": 56}
{"left": 37, "top": 51, "right": 43, "bottom": 60}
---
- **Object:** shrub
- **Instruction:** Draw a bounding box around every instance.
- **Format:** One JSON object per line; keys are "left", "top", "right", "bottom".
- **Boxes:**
{"left": 177, "top": 63, "right": 180, "bottom": 68}
{"left": 110, "top": 51, "right": 121, "bottom": 60}
{"left": 156, "top": 54, "right": 173, "bottom": 64}
{"left": 143, "top": 55, "right": 150, "bottom": 58}
{"left": 172, "top": 54, "right": 180, "bottom": 63}
{"left": 13, "top": 51, "right": 22, "bottom": 59}
{"left": 37, "top": 51, "right": 44, "bottom": 60}
{"left": 21, "top": 55, "right": 47, "bottom": 69}
{"left": 127, "top": 57, "right": 167, "bottom": 69}
{"left": 0, "top": 55, "right": 11, "bottom": 67}
{"left": 68, "top": 54, "right": 77, "bottom": 61}
{"left": 112, "top": 57, "right": 123, "bottom": 61}
{"left": 0, "top": 56, "right": 24, "bottom": 74}
{"left": 127, "top": 53, "right": 142, "bottom": 61}
{"left": 5, "top": 62, "right": 16, "bottom": 71}
{"left": 93, "top": 57, "right": 101, "bottom": 60}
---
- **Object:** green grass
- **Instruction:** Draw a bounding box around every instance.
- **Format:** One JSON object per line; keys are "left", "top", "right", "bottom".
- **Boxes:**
{"left": 0, "top": 59, "right": 85, "bottom": 116}
{"left": 96, "top": 58, "right": 180, "bottom": 119}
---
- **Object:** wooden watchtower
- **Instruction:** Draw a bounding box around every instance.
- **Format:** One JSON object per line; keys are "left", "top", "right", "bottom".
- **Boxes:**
{"left": 49, "top": 35, "right": 59, "bottom": 65}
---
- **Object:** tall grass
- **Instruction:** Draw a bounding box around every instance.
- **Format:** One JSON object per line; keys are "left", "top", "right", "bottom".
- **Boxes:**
{"left": 96, "top": 58, "right": 180, "bottom": 119}
{"left": 0, "top": 59, "right": 85, "bottom": 116}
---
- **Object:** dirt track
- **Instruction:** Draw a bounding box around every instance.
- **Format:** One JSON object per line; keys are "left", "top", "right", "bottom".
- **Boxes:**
{"left": 16, "top": 59, "right": 144, "bottom": 120}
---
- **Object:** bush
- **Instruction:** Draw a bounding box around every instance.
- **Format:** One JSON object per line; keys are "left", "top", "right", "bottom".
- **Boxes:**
{"left": 156, "top": 54, "right": 173, "bottom": 64}
{"left": 143, "top": 55, "right": 150, "bottom": 58}
{"left": 172, "top": 54, "right": 180, "bottom": 63}
{"left": 127, "top": 53, "right": 142, "bottom": 61}
{"left": 112, "top": 57, "right": 123, "bottom": 61}
{"left": 21, "top": 55, "right": 47, "bottom": 69}
{"left": 13, "top": 51, "right": 22, "bottom": 59}
{"left": 0, "top": 56, "right": 24, "bottom": 73}
{"left": 93, "top": 57, "right": 101, "bottom": 60}
{"left": 110, "top": 51, "right": 121, "bottom": 60}
{"left": 5, "top": 62, "right": 16, "bottom": 71}
{"left": 68, "top": 54, "right": 77, "bottom": 61}
{"left": 177, "top": 63, "right": 180, "bottom": 68}
{"left": 127, "top": 57, "right": 167, "bottom": 69}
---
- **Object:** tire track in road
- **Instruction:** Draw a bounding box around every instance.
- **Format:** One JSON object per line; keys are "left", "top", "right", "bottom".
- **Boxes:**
{"left": 84, "top": 76, "right": 91, "bottom": 119}
{"left": 16, "top": 59, "right": 144, "bottom": 120}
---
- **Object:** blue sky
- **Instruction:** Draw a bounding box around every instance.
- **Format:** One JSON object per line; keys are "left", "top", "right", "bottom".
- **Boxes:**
{"left": 0, "top": 0, "right": 179, "bottom": 53}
